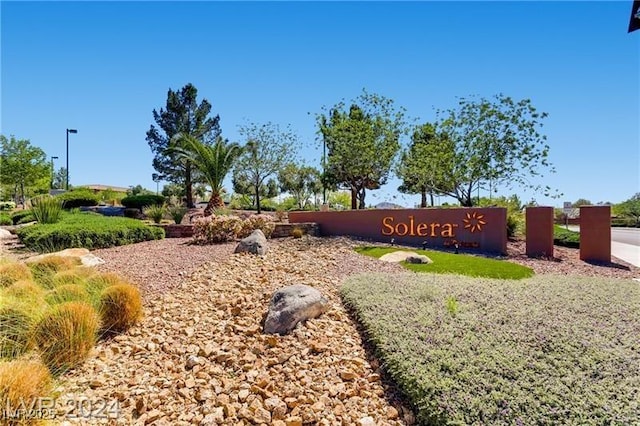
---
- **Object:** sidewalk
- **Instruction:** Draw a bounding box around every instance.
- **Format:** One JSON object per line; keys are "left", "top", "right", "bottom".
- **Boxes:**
{"left": 566, "top": 226, "right": 639, "bottom": 268}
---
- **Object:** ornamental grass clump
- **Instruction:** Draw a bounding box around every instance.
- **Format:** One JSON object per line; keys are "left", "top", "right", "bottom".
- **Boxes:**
{"left": 34, "top": 302, "right": 100, "bottom": 375}
{"left": 45, "top": 284, "right": 90, "bottom": 306}
{"left": 0, "top": 359, "right": 53, "bottom": 420}
{"left": 52, "top": 267, "right": 95, "bottom": 288}
{"left": 3, "top": 280, "right": 45, "bottom": 300}
{"left": 238, "top": 214, "right": 276, "bottom": 238}
{"left": 192, "top": 215, "right": 243, "bottom": 243}
{"left": 28, "top": 256, "right": 81, "bottom": 289}
{"left": 168, "top": 205, "right": 188, "bottom": 224}
{"left": 291, "top": 227, "right": 304, "bottom": 239}
{"left": 99, "top": 283, "right": 143, "bottom": 334}
{"left": 143, "top": 204, "right": 166, "bottom": 224}
{"left": 0, "top": 262, "right": 33, "bottom": 288}
{"left": 0, "top": 296, "right": 46, "bottom": 359}
{"left": 29, "top": 195, "right": 63, "bottom": 224}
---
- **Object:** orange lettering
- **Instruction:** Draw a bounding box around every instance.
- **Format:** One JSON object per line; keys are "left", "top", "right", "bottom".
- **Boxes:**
{"left": 416, "top": 223, "right": 429, "bottom": 236}
{"left": 395, "top": 222, "right": 408, "bottom": 236}
{"left": 381, "top": 217, "right": 394, "bottom": 236}
{"left": 430, "top": 223, "right": 440, "bottom": 237}
{"left": 408, "top": 216, "right": 415, "bottom": 236}
{"left": 441, "top": 223, "right": 457, "bottom": 237}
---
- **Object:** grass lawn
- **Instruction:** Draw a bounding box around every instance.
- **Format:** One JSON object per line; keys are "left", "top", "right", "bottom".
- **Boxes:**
{"left": 355, "top": 246, "right": 533, "bottom": 279}
{"left": 341, "top": 273, "right": 640, "bottom": 425}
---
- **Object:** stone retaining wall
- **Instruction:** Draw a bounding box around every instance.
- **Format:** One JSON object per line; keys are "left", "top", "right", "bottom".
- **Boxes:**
{"left": 271, "top": 223, "right": 320, "bottom": 238}
{"left": 159, "top": 224, "right": 194, "bottom": 238}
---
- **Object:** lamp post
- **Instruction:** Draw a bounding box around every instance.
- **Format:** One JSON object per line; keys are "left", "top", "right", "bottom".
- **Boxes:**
{"left": 66, "top": 128, "right": 77, "bottom": 190}
{"left": 50, "top": 156, "right": 59, "bottom": 189}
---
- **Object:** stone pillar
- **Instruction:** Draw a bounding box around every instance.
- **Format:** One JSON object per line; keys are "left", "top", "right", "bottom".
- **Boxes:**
{"left": 579, "top": 206, "right": 611, "bottom": 263}
{"left": 525, "top": 207, "right": 554, "bottom": 258}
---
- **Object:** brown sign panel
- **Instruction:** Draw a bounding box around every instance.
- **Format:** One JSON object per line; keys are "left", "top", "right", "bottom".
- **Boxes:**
{"left": 289, "top": 208, "right": 507, "bottom": 254}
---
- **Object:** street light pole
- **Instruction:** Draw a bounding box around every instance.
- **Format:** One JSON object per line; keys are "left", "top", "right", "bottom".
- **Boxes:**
{"left": 50, "top": 156, "right": 59, "bottom": 189}
{"left": 66, "top": 128, "right": 78, "bottom": 190}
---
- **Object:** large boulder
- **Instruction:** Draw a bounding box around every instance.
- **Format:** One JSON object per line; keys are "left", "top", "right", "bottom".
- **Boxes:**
{"left": 379, "top": 250, "right": 432, "bottom": 264}
{"left": 235, "top": 229, "right": 268, "bottom": 256}
{"left": 25, "top": 248, "right": 105, "bottom": 267}
{"left": 264, "top": 284, "right": 329, "bottom": 335}
{"left": 0, "top": 228, "right": 12, "bottom": 240}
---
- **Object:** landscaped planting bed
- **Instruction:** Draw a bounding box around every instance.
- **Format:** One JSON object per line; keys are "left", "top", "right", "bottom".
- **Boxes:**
{"left": 15, "top": 212, "right": 164, "bottom": 252}
{"left": 341, "top": 272, "right": 640, "bottom": 425}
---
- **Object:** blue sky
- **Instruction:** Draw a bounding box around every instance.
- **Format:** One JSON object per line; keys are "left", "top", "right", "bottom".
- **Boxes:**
{"left": 1, "top": 1, "right": 638, "bottom": 207}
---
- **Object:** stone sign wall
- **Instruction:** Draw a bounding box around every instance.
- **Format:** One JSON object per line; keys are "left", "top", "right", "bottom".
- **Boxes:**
{"left": 289, "top": 208, "right": 507, "bottom": 254}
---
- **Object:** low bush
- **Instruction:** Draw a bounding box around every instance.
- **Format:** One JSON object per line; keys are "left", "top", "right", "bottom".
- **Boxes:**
{"left": 16, "top": 212, "right": 164, "bottom": 253}
{"left": 237, "top": 214, "right": 276, "bottom": 238}
{"left": 553, "top": 225, "right": 580, "bottom": 248}
{"left": 168, "top": 205, "right": 188, "bottom": 224}
{"left": 0, "top": 359, "right": 52, "bottom": 420}
{"left": 341, "top": 273, "right": 640, "bottom": 425}
{"left": 0, "top": 201, "right": 16, "bottom": 211}
{"left": 10, "top": 210, "right": 34, "bottom": 225}
{"left": 55, "top": 189, "right": 100, "bottom": 209}
{"left": 30, "top": 195, "right": 63, "bottom": 224}
{"left": 291, "top": 227, "right": 304, "bottom": 239}
{"left": 612, "top": 218, "right": 639, "bottom": 227}
{"left": 99, "top": 283, "right": 143, "bottom": 334}
{"left": 34, "top": 301, "right": 100, "bottom": 375}
{"left": 143, "top": 204, "right": 166, "bottom": 224}
{"left": 0, "top": 262, "right": 33, "bottom": 288}
{"left": 121, "top": 194, "right": 165, "bottom": 210}
{"left": 193, "top": 215, "right": 243, "bottom": 243}
{"left": 0, "top": 213, "right": 11, "bottom": 225}
{"left": 52, "top": 268, "right": 94, "bottom": 288}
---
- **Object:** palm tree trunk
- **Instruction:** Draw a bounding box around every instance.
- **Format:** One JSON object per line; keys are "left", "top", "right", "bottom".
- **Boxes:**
{"left": 204, "top": 192, "right": 225, "bottom": 216}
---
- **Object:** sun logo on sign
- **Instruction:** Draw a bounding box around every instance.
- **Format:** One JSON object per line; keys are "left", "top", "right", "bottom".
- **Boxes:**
{"left": 463, "top": 211, "right": 486, "bottom": 233}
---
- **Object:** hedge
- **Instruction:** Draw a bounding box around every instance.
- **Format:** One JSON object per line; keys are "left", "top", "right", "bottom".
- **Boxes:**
{"left": 55, "top": 190, "right": 100, "bottom": 209}
{"left": 120, "top": 195, "right": 165, "bottom": 210}
{"left": 15, "top": 212, "right": 164, "bottom": 253}
{"left": 553, "top": 225, "right": 580, "bottom": 248}
{"left": 10, "top": 210, "right": 35, "bottom": 225}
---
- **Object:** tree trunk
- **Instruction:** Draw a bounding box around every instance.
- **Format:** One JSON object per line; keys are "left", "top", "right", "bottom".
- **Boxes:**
{"left": 429, "top": 191, "right": 435, "bottom": 207}
{"left": 255, "top": 179, "right": 262, "bottom": 214}
{"left": 350, "top": 187, "right": 357, "bottom": 210}
{"left": 420, "top": 189, "right": 427, "bottom": 208}
{"left": 358, "top": 188, "right": 366, "bottom": 210}
{"left": 185, "top": 162, "right": 194, "bottom": 208}
{"left": 203, "top": 192, "right": 225, "bottom": 216}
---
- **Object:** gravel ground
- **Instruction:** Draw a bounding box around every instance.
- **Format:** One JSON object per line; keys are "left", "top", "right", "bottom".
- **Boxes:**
{"left": 2, "top": 234, "right": 638, "bottom": 425}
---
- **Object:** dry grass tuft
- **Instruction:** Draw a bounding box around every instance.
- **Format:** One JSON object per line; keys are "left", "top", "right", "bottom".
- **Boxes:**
{"left": 0, "top": 359, "right": 53, "bottom": 421}
{"left": 99, "top": 284, "right": 143, "bottom": 334}
{"left": 28, "top": 256, "right": 82, "bottom": 289}
{"left": 3, "top": 280, "right": 45, "bottom": 300}
{"left": 45, "top": 284, "right": 89, "bottom": 306}
{"left": 33, "top": 302, "right": 100, "bottom": 375}
{"left": 0, "top": 263, "right": 33, "bottom": 288}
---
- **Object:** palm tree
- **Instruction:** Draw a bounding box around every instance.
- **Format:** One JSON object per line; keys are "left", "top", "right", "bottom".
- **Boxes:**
{"left": 169, "top": 134, "right": 243, "bottom": 216}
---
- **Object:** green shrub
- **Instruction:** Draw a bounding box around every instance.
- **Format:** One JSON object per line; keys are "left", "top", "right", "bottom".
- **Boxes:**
{"left": 28, "top": 256, "right": 81, "bottom": 288}
{"left": 0, "top": 213, "right": 11, "bottom": 225}
{"left": 16, "top": 212, "right": 165, "bottom": 253}
{"left": 507, "top": 212, "right": 523, "bottom": 238}
{"left": 121, "top": 194, "right": 165, "bottom": 210}
{"left": 237, "top": 214, "right": 276, "bottom": 238}
{"left": 0, "top": 302, "right": 37, "bottom": 358}
{"left": 30, "top": 195, "right": 63, "bottom": 224}
{"left": 341, "top": 273, "right": 640, "bottom": 425}
{"left": 0, "top": 201, "right": 16, "bottom": 211}
{"left": 291, "top": 227, "right": 304, "bottom": 239}
{"left": 33, "top": 301, "right": 100, "bottom": 375}
{"left": 143, "top": 204, "right": 166, "bottom": 224}
{"left": 10, "top": 210, "right": 34, "bottom": 225}
{"left": 45, "top": 284, "right": 90, "bottom": 305}
{"left": 55, "top": 189, "right": 100, "bottom": 209}
{"left": 192, "top": 215, "right": 243, "bottom": 244}
{"left": 168, "top": 205, "right": 188, "bottom": 224}
{"left": 553, "top": 225, "right": 580, "bottom": 248}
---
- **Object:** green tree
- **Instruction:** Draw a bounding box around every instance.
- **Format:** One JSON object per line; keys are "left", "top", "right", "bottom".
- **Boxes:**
{"left": 127, "top": 185, "right": 154, "bottom": 196}
{"left": 434, "top": 94, "right": 557, "bottom": 206}
{"left": 572, "top": 198, "right": 592, "bottom": 207}
{"left": 232, "top": 170, "right": 278, "bottom": 209}
{"left": 234, "top": 122, "right": 298, "bottom": 214}
{"left": 161, "top": 183, "right": 185, "bottom": 199}
{"left": 617, "top": 193, "right": 640, "bottom": 226}
{"left": 169, "top": 135, "right": 242, "bottom": 216}
{"left": 397, "top": 123, "right": 454, "bottom": 208}
{"left": 317, "top": 90, "right": 407, "bottom": 209}
{"left": 278, "top": 164, "right": 322, "bottom": 210}
{"left": 52, "top": 167, "right": 68, "bottom": 190}
{"left": 0, "top": 135, "right": 50, "bottom": 206}
{"left": 327, "top": 191, "right": 351, "bottom": 210}
{"left": 146, "top": 83, "right": 221, "bottom": 208}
